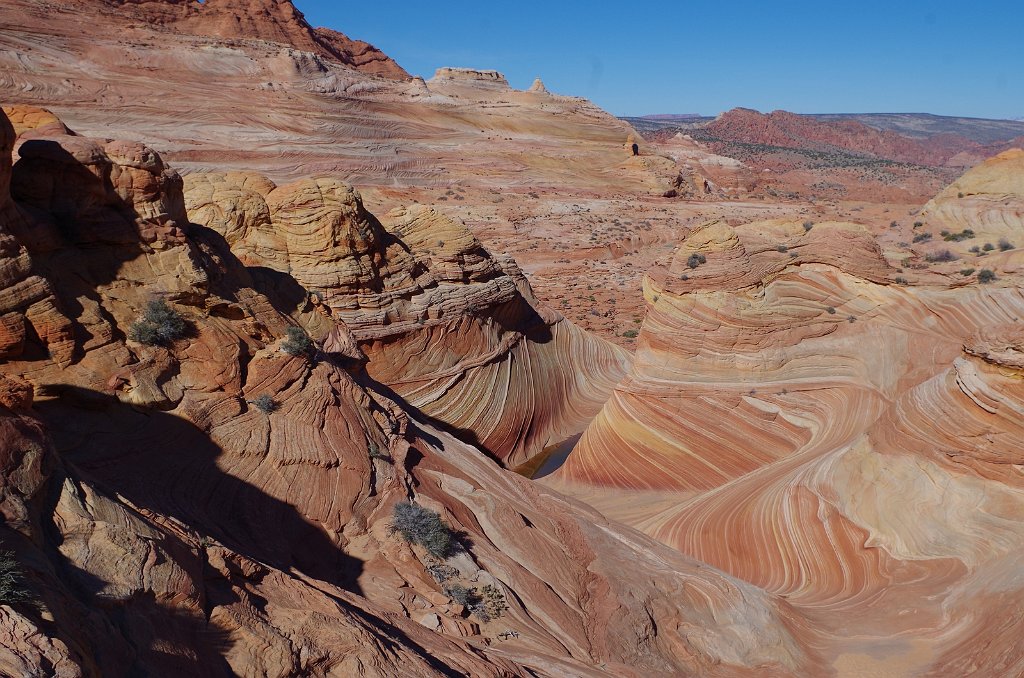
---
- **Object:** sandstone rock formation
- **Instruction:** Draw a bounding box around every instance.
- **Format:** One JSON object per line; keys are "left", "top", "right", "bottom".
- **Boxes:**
{"left": 102, "top": 0, "right": 409, "bottom": 79}
{"left": 183, "top": 175, "right": 631, "bottom": 467}
{"left": 0, "top": 106, "right": 821, "bottom": 677}
{"left": 547, "top": 152, "right": 1024, "bottom": 674}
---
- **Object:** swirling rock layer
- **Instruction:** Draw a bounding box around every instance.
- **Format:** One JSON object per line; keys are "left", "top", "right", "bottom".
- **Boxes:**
{"left": 549, "top": 156, "right": 1024, "bottom": 673}
{"left": 0, "top": 106, "right": 819, "bottom": 676}
{"left": 184, "top": 172, "right": 630, "bottom": 467}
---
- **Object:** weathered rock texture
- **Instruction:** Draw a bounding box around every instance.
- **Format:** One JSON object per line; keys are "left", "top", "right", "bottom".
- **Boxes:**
{"left": 183, "top": 174, "right": 630, "bottom": 466}
{"left": 0, "top": 108, "right": 820, "bottom": 676}
{"left": 548, "top": 152, "right": 1024, "bottom": 674}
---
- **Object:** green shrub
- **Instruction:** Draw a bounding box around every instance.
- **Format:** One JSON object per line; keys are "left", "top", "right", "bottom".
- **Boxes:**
{"left": 999, "top": 238, "right": 1014, "bottom": 251}
{"left": 390, "top": 502, "right": 455, "bottom": 559}
{"left": 686, "top": 252, "right": 707, "bottom": 269}
{"left": 912, "top": 232, "right": 932, "bottom": 244}
{"left": 826, "top": 306, "right": 836, "bottom": 314}
{"left": 978, "top": 269, "right": 996, "bottom": 284}
{"left": 253, "top": 394, "right": 278, "bottom": 414}
{"left": 0, "top": 551, "right": 31, "bottom": 605}
{"left": 622, "top": 329, "right": 639, "bottom": 339}
{"left": 481, "top": 584, "right": 508, "bottom": 619}
{"left": 983, "top": 242, "right": 994, "bottom": 252}
{"left": 128, "top": 299, "right": 187, "bottom": 346}
{"left": 960, "top": 268, "right": 975, "bottom": 276}
{"left": 444, "top": 584, "right": 480, "bottom": 608}
{"left": 281, "top": 327, "right": 312, "bottom": 356}
{"left": 925, "top": 249, "right": 957, "bottom": 263}
{"left": 777, "top": 244, "right": 788, "bottom": 252}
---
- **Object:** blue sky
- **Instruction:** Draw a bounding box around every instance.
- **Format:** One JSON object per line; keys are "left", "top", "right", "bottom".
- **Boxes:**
{"left": 300, "top": 1, "right": 1023, "bottom": 119}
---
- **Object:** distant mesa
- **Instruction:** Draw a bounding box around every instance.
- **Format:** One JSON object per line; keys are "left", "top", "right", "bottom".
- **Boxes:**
{"left": 429, "top": 67, "right": 511, "bottom": 89}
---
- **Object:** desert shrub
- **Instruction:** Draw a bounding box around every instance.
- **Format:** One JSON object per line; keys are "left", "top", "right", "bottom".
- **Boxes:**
{"left": 925, "top": 249, "right": 957, "bottom": 263}
{"left": 426, "top": 563, "right": 458, "bottom": 584}
{"left": 686, "top": 252, "right": 707, "bottom": 269}
{"left": 894, "top": 276, "right": 909, "bottom": 285}
{"left": 390, "top": 501, "right": 454, "bottom": 559}
{"left": 912, "top": 232, "right": 932, "bottom": 244}
{"left": 940, "top": 230, "right": 950, "bottom": 237}
{"left": 253, "top": 394, "right": 278, "bottom": 414}
{"left": 481, "top": 584, "right": 508, "bottom": 619}
{"left": 826, "top": 306, "right": 836, "bottom": 314}
{"left": 368, "top": 441, "right": 392, "bottom": 462}
{"left": 128, "top": 299, "right": 187, "bottom": 346}
{"left": 983, "top": 242, "right": 994, "bottom": 251}
{"left": 802, "top": 221, "right": 813, "bottom": 232}
{"left": 0, "top": 551, "right": 31, "bottom": 605}
{"left": 960, "top": 268, "right": 975, "bottom": 276}
{"left": 913, "top": 221, "right": 924, "bottom": 228}
{"left": 889, "top": 221, "right": 898, "bottom": 228}
{"left": 622, "top": 329, "right": 638, "bottom": 339}
{"left": 777, "top": 244, "right": 788, "bottom": 252}
{"left": 444, "top": 584, "right": 480, "bottom": 608}
{"left": 281, "top": 327, "right": 311, "bottom": 356}
{"left": 999, "top": 238, "right": 1015, "bottom": 251}
{"left": 978, "top": 269, "right": 996, "bottom": 284}
{"left": 943, "top": 229, "right": 975, "bottom": 242}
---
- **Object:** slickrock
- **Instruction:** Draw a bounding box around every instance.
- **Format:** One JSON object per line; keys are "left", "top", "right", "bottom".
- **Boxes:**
{"left": 0, "top": 107, "right": 815, "bottom": 676}
{"left": 184, "top": 174, "right": 630, "bottom": 467}
{"left": 920, "top": 147, "right": 1024, "bottom": 239}
{"left": 547, "top": 155, "right": 1024, "bottom": 673}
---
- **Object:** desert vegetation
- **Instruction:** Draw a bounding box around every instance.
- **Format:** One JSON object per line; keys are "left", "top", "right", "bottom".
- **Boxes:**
{"left": 281, "top": 326, "right": 312, "bottom": 356}
{"left": 390, "top": 501, "right": 456, "bottom": 559}
{"left": 0, "top": 552, "right": 31, "bottom": 605}
{"left": 128, "top": 299, "right": 187, "bottom": 346}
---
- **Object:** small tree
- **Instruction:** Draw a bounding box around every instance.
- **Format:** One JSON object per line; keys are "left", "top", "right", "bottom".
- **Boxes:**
{"left": 129, "top": 299, "right": 187, "bottom": 346}
{"left": 281, "top": 327, "right": 312, "bottom": 356}
{"left": 0, "top": 552, "right": 31, "bottom": 605}
{"left": 978, "top": 269, "right": 997, "bottom": 284}
{"left": 390, "top": 501, "right": 455, "bottom": 559}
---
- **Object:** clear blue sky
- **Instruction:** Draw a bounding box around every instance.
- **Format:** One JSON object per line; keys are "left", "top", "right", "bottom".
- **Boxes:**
{"left": 300, "top": 1, "right": 1023, "bottom": 120}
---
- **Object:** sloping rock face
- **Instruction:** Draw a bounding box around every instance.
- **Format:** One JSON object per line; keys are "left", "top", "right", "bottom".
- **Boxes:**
{"left": 0, "top": 109, "right": 816, "bottom": 675}
{"left": 547, "top": 153, "right": 1024, "bottom": 673}
{"left": 101, "top": 0, "right": 409, "bottom": 79}
{"left": 184, "top": 176, "right": 630, "bottom": 467}
{"left": 920, "top": 147, "right": 1024, "bottom": 238}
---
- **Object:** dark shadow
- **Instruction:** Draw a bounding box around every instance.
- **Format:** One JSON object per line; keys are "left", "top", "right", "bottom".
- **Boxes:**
{"left": 10, "top": 140, "right": 164, "bottom": 362}
{"left": 34, "top": 385, "right": 364, "bottom": 596}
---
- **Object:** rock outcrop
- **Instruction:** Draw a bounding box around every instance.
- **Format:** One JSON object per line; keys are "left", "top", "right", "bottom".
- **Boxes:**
{"left": 184, "top": 175, "right": 631, "bottom": 467}
{"left": 104, "top": 0, "right": 409, "bottom": 79}
{"left": 0, "top": 106, "right": 819, "bottom": 677}
{"left": 547, "top": 155, "right": 1024, "bottom": 674}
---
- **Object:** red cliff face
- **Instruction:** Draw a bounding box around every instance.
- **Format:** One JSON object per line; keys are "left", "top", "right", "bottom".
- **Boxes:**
{"left": 102, "top": 0, "right": 410, "bottom": 79}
